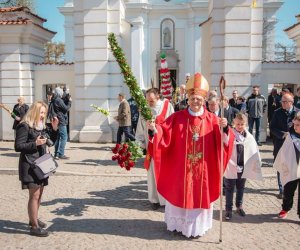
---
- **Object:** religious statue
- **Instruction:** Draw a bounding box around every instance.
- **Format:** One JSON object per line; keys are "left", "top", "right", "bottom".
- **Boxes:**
{"left": 163, "top": 27, "right": 171, "bottom": 48}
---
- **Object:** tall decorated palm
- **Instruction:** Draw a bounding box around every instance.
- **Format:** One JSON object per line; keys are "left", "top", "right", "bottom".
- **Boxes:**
{"left": 159, "top": 52, "right": 172, "bottom": 100}
{"left": 108, "top": 33, "right": 150, "bottom": 171}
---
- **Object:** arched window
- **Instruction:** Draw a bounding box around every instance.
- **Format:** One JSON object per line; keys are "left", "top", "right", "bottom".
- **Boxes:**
{"left": 161, "top": 18, "right": 175, "bottom": 50}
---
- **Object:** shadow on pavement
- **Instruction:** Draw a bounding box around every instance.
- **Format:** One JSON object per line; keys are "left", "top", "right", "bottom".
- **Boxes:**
{"left": 213, "top": 211, "right": 300, "bottom": 225}
{"left": 244, "top": 187, "right": 279, "bottom": 198}
{"left": 47, "top": 218, "right": 169, "bottom": 240}
{"left": 62, "top": 158, "right": 145, "bottom": 168}
{"left": 42, "top": 180, "right": 153, "bottom": 216}
{"left": 0, "top": 152, "right": 19, "bottom": 157}
{"left": 0, "top": 147, "right": 13, "bottom": 152}
{"left": 64, "top": 159, "right": 114, "bottom": 166}
{"left": 0, "top": 220, "right": 30, "bottom": 235}
{"left": 69, "top": 146, "right": 112, "bottom": 151}
{"left": 46, "top": 217, "right": 218, "bottom": 243}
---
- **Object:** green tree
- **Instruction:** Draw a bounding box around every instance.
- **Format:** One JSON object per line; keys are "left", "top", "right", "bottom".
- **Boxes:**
{"left": 0, "top": 0, "right": 35, "bottom": 12}
{"left": 274, "top": 43, "right": 296, "bottom": 61}
{"left": 262, "top": 18, "right": 296, "bottom": 61}
{"left": 44, "top": 42, "right": 65, "bottom": 64}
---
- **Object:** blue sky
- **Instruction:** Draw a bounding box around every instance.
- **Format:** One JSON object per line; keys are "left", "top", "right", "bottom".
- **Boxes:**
{"left": 36, "top": 0, "right": 300, "bottom": 45}
{"left": 36, "top": 0, "right": 65, "bottom": 42}
{"left": 276, "top": 0, "right": 300, "bottom": 46}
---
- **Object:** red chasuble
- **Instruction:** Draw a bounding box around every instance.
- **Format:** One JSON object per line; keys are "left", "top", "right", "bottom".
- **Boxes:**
{"left": 151, "top": 108, "right": 234, "bottom": 209}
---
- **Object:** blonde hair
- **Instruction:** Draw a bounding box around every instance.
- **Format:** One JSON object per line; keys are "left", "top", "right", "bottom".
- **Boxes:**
{"left": 21, "top": 101, "right": 48, "bottom": 129}
{"left": 293, "top": 112, "right": 300, "bottom": 122}
{"left": 18, "top": 96, "right": 25, "bottom": 103}
{"left": 233, "top": 113, "right": 248, "bottom": 125}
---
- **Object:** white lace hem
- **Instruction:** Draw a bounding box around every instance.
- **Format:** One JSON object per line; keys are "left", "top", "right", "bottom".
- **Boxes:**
{"left": 164, "top": 201, "right": 213, "bottom": 238}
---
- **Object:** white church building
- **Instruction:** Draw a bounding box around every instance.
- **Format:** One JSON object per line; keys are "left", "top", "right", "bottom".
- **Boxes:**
{"left": 1, "top": 0, "right": 300, "bottom": 142}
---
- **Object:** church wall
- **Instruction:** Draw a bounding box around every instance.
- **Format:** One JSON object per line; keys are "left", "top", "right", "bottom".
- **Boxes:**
{"left": 120, "top": 19, "right": 132, "bottom": 92}
{"left": 52, "top": 0, "right": 288, "bottom": 143}
{"left": 34, "top": 65, "right": 74, "bottom": 101}
{"left": 149, "top": 26, "right": 185, "bottom": 87}
{"left": 0, "top": 20, "right": 54, "bottom": 140}
{"left": 69, "top": 0, "right": 126, "bottom": 142}
{"left": 176, "top": 28, "right": 185, "bottom": 83}
{"left": 262, "top": 63, "right": 300, "bottom": 85}
{"left": 200, "top": 19, "right": 211, "bottom": 84}
{"left": 150, "top": 28, "right": 160, "bottom": 88}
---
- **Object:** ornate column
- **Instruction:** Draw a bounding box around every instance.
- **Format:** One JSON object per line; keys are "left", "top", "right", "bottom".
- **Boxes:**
{"left": 70, "top": 0, "right": 125, "bottom": 142}
{"left": 131, "top": 16, "right": 145, "bottom": 89}
{"left": 208, "top": 0, "right": 266, "bottom": 140}
{"left": 59, "top": 0, "right": 74, "bottom": 62}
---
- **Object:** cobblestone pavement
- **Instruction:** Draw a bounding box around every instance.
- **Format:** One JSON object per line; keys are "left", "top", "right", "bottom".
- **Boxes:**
{"left": 0, "top": 140, "right": 299, "bottom": 250}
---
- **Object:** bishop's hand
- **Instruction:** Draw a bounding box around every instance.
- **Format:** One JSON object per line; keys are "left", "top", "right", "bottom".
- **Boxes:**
{"left": 219, "top": 118, "right": 228, "bottom": 128}
{"left": 147, "top": 120, "right": 156, "bottom": 131}
{"left": 219, "top": 118, "right": 229, "bottom": 133}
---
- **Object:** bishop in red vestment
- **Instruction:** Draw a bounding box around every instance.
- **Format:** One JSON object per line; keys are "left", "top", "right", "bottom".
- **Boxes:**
{"left": 147, "top": 73, "right": 234, "bottom": 237}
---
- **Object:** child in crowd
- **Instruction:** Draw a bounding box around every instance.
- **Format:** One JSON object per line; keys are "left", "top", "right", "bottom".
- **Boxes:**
{"left": 236, "top": 96, "right": 246, "bottom": 113}
{"left": 224, "top": 113, "right": 263, "bottom": 220}
{"left": 274, "top": 113, "right": 300, "bottom": 219}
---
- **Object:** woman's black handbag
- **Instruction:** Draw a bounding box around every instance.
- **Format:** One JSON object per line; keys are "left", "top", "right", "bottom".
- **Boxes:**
{"left": 32, "top": 153, "right": 58, "bottom": 180}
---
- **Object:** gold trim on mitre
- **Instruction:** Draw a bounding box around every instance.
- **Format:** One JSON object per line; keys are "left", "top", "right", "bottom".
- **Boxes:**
{"left": 186, "top": 72, "right": 209, "bottom": 97}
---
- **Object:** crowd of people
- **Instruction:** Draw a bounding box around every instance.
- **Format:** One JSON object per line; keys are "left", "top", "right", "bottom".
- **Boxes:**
{"left": 114, "top": 73, "right": 299, "bottom": 238}
{"left": 9, "top": 78, "right": 300, "bottom": 238}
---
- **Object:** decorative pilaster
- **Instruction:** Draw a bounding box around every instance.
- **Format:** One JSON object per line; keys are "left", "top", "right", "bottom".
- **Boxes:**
{"left": 131, "top": 17, "right": 145, "bottom": 89}
{"left": 70, "top": 0, "right": 125, "bottom": 142}
{"left": 208, "top": 0, "right": 266, "bottom": 140}
{"left": 58, "top": 1, "right": 74, "bottom": 62}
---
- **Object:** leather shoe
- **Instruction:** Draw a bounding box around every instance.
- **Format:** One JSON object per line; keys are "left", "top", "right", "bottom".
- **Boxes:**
{"left": 29, "top": 219, "right": 47, "bottom": 228}
{"left": 277, "top": 193, "right": 283, "bottom": 199}
{"left": 30, "top": 227, "right": 49, "bottom": 237}
{"left": 236, "top": 208, "right": 246, "bottom": 217}
{"left": 151, "top": 203, "right": 160, "bottom": 210}
{"left": 225, "top": 211, "right": 232, "bottom": 220}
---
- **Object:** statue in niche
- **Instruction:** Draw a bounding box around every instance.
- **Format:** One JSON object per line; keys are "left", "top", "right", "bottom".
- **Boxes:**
{"left": 163, "top": 27, "right": 171, "bottom": 48}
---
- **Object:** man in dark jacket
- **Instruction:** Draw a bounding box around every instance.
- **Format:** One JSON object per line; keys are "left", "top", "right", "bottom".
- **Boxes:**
{"left": 174, "top": 84, "right": 188, "bottom": 111}
{"left": 127, "top": 96, "right": 139, "bottom": 135}
{"left": 12, "top": 96, "right": 29, "bottom": 135}
{"left": 294, "top": 86, "right": 300, "bottom": 109}
{"left": 229, "top": 90, "right": 238, "bottom": 109}
{"left": 246, "top": 85, "right": 267, "bottom": 145}
{"left": 270, "top": 93, "right": 299, "bottom": 198}
{"left": 53, "top": 87, "right": 72, "bottom": 159}
{"left": 267, "top": 88, "right": 281, "bottom": 124}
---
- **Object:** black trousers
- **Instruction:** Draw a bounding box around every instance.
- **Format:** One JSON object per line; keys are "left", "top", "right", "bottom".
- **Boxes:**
{"left": 117, "top": 126, "right": 135, "bottom": 144}
{"left": 282, "top": 178, "right": 300, "bottom": 216}
{"left": 224, "top": 173, "right": 246, "bottom": 211}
